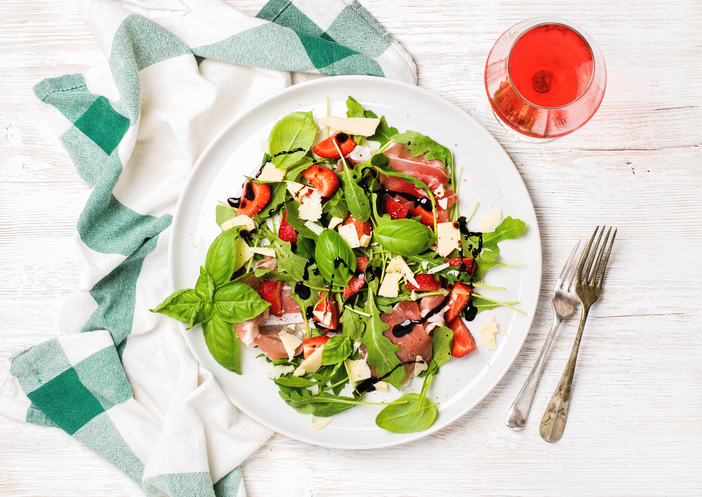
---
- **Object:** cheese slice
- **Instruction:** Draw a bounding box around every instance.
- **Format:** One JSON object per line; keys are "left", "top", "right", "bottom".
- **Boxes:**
{"left": 310, "top": 417, "right": 333, "bottom": 431}
{"left": 436, "top": 222, "right": 461, "bottom": 257}
{"left": 287, "top": 182, "right": 312, "bottom": 202}
{"left": 374, "top": 381, "right": 389, "bottom": 392}
{"left": 338, "top": 223, "right": 361, "bottom": 248}
{"left": 294, "top": 344, "right": 325, "bottom": 376}
{"left": 328, "top": 216, "right": 345, "bottom": 230}
{"left": 250, "top": 247, "right": 276, "bottom": 257}
{"left": 298, "top": 191, "right": 323, "bottom": 221}
{"left": 317, "top": 116, "right": 380, "bottom": 136}
{"left": 345, "top": 359, "right": 371, "bottom": 383}
{"left": 476, "top": 315, "right": 499, "bottom": 350}
{"left": 257, "top": 162, "right": 286, "bottom": 182}
{"left": 265, "top": 363, "right": 295, "bottom": 379}
{"left": 378, "top": 272, "right": 403, "bottom": 298}
{"left": 222, "top": 215, "right": 256, "bottom": 232}
{"left": 279, "top": 332, "right": 302, "bottom": 361}
{"left": 479, "top": 209, "right": 502, "bottom": 232}
{"left": 304, "top": 221, "right": 324, "bottom": 236}
{"left": 386, "top": 256, "right": 418, "bottom": 287}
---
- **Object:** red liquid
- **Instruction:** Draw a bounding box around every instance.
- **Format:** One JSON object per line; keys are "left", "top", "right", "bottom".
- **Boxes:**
{"left": 508, "top": 24, "right": 593, "bottom": 108}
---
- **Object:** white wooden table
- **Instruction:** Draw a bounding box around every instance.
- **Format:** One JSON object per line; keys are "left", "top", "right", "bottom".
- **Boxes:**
{"left": 2, "top": 1, "right": 701, "bottom": 495}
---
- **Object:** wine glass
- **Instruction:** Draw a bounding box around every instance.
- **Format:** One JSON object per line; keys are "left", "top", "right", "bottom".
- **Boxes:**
{"left": 484, "top": 17, "right": 606, "bottom": 141}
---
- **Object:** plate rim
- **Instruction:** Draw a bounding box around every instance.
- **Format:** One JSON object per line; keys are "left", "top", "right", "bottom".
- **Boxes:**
{"left": 168, "top": 75, "right": 542, "bottom": 449}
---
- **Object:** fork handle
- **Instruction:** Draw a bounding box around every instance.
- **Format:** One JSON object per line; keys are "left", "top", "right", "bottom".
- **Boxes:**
{"left": 505, "top": 313, "right": 564, "bottom": 429}
{"left": 539, "top": 306, "right": 590, "bottom": 442}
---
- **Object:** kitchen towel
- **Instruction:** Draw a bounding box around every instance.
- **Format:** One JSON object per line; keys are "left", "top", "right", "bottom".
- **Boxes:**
{"left": 0, "top": 0, "right": 416, "bottom": 495}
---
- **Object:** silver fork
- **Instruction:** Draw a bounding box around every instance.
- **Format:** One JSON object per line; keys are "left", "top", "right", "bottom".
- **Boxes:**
{"left": 505, "top": 240, "right": 582, "bottom": 429}
{"left": 540, "top": 226, "right": 617, "bottom": 443}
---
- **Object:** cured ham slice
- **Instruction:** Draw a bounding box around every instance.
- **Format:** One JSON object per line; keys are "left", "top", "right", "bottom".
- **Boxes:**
{"left": 379, "top": 301, "right": 433, "bottom": 383}
{"left": 235, "top": 314, "right": 261, "bottom": 346}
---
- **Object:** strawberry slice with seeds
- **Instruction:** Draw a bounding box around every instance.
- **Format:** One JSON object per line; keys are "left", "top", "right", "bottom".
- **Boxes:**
{"left": 405, "top": 274, "right": 441, "bottom": 292}
{"left": 410, "top": 204, "right": 436, "bottom": 227}
{"left": 237, "top": 181, "right": 271, "bottom": 217}
{"left": 447, "top": 258, "right": 476, "bottom": 275}
{"left": 279, "top": 210, "right": 298, "bottom": 244}
{"left": 448, "top": 317, "right": 476, "bottom": 358}
{"left": 445, "top": 282, "right": 474, "bottom": 323}
{"left": 259, "top": 280, "right": 284, "bottom": 317}
{"left": 385, "top": 196, "right": 410, "bottom": 219}
{"left": 312, "top": 132, "right": 356, "bottom": 159}
{"left": 356, "top": 256, "right": 369, "bottom": 272}
{"left": 302, "top": 335, "right": 329, "bottom": 359}
{"left": 301, "top": 163, "right": 339, "bottom": 197}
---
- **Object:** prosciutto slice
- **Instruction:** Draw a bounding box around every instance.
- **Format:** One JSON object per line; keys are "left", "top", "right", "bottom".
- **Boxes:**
{"left": 380, "top": 301, "right": 433, "bottom": 384}
{"left": 380, "top": 143, "right": 450, "bottom": 194}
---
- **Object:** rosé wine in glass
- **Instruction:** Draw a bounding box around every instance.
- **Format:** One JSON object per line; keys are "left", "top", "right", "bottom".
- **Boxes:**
{"left": 485, "top": 18, "right": 606, "bottom": 140}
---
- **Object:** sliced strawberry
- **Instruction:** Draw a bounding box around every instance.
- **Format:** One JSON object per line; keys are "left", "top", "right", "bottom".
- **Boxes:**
{"left": 343, "top": 214, "right": 372, "bottom": 239}
{"left": 410, "top": 204, "right": 436, "bottom": 227}
{"left": 445, "top": 282, "right": 474, "bottom": 323}
{"left": 237, "top": 181, "right": 271, "bottom": 217}
{"left": 259, "top": 280, "right": 284, "bottom": 317}
{"left": 279, "top": 210, "right": 298, "bottom": 244}
{"left": 312, "top": 297, "right": 340, "bottom": 331}
{"left": 448, "top": 317, "right": 476, "bottom": 358}
{"left": 301, "top": 163, "right": 339, "bottom": 197}
{"left": 343, "top": 275, "right": 366, "bottom": 299}
{"left": 385, "top": 195, "right": 410, "bottom": 219}
{"left": 343, "top": 256, "right": 370, "bottom": 299}
{"left": 302, "top": 335, "right": 330, "bottom": 359}
{"left": 405, "top": 274, "right": 441, "bottom": 292}
{"left": 312, "top": 132, "right": 356, "bottom": 159}
{"left": 447, "top": 257, "right": 476, "bottom": 276}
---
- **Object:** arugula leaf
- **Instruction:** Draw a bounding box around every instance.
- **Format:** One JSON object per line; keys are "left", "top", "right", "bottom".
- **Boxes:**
{"left": 346, "top": 96, "right": 398, "bottom": 146}
{"left": 375, "top": 392, "right": 438, "bottom": 433}
{"left": 203, "top": 313, "right": 241, "bottom": 374}
{"left": 213, "top": 282, "right": 270, "bottom": 324}
{"left": 340, "top": 307, "right": 364, "bottom": 341}
{"left": 274, "top": 376, "right": 317, "bottom": 388}
{"left": 204, "top": 226, "right": 241, "bottom": 288}
{"left": 322, "top": 188, "right": 349, "bottom": 220}
{"left": 361, "top": 296, "right": 405, "bottom": 390}
{"left": 284, "top": 200, "right": 319, "bottom": 240}
{"left": 314, "top": 229, "right": 356, "bottom": 286}
{"left": 374, "top": 219, "right": 436, "bottom": 256}
{"left": 346, "top": 96, "right": 365, "bottom": 118}
{"left": 339, "top": 163, "right": 371, "bottom": 222}
{"left": 480, "top": 217, "right": 527, "bottom": 250}
{"left": 277, "top": 386, "right": 364, "bottom": 417}
{"left": 268, "top": 111, "right": 316, "bottom": 169}
{"left": 321, "top": 336, "right": 353, "bottom": 366}
{"left": 294, "top": 236, "right": 316, "bottom": 260}
{"left": 391, "top": 130, "right": 453, "bottom": 169}
{"left": 150, "top": 288, "right": 203, "bottom": 329}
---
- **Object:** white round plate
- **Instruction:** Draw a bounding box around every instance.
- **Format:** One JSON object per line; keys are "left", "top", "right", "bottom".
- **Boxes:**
{"left": 170, "top": 76, "right": 541, "bottom": 449}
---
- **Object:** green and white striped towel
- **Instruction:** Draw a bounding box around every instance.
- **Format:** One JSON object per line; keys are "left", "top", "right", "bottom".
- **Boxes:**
{"left": 0, "top": 0, "right": 416, "bottom": 495}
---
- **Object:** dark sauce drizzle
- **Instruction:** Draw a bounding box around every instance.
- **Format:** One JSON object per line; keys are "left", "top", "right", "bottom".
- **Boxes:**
{"left": 391, "top": 295, "right": 449, "bottom": 338}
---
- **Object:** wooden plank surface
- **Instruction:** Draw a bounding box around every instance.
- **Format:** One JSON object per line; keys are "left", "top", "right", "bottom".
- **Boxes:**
{"left": 1, "top": 1, "right": 701, "bottom": 496}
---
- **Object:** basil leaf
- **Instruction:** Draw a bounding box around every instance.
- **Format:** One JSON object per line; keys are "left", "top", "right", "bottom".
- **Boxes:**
{"left": 268, "top": 111, "right": 316, "bottom": 169}
{"left": 195, "top": 269, "right": 215, "bottom": 302}
{"left": 321, "top": 336, "right": 353, "bottom": 366}
{"left": 360, "top": 296, "right": 405, "bottom": 390}
{"left": 374, "top": 219, "right": 436, "bottom": 256}
{"left": 203, "top": 313, "right": 241, "bottom": 374}
{"left": 428, "top": 326, "right": 453, "bottom": 375}
{"left": 340, "top": 163, "right": 371, "bottom": 222}
{"left": 314, "top": 229, "right": 356, "bottom": 286}
{"left": 204, "top": 226, "right": 241, "bottom": 288}
{"left": 150, "top": 288, "right": 203, "bottom": 328}
{"left": 213, "top": 281, "right": 270, "bottom": 323}
{"left": 375, "top": 392, "right": 438, "bottom": 433}
{"left": 390, "top": 130, "right": 453, "bottom": 169}
{"left": 215, "top": 203, "right": 236, "bottom": 229}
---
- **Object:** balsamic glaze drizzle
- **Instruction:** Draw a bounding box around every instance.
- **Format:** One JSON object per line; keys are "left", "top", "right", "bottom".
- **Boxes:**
{"left": 391, "top": 296, "right": 449, "bottom": 338}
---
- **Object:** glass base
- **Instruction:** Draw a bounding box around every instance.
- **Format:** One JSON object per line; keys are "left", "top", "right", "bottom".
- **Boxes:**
{"left": 491, "top": 110, "right": 555, "bottom": 143}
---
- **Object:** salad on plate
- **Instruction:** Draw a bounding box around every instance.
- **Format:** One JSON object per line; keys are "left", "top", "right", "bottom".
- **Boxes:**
{"left": 153, "top": 96, "right": 526, "bottom": 434}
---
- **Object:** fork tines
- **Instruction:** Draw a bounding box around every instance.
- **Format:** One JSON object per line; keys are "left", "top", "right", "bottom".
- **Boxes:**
{"left": 579, "top": 226, "right": 618, "bottom": 289}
